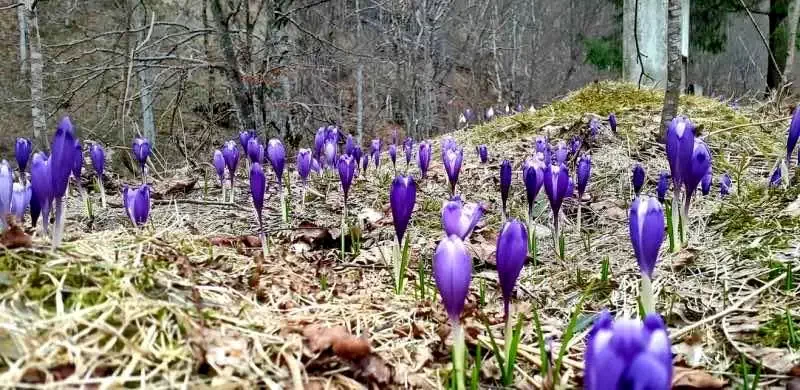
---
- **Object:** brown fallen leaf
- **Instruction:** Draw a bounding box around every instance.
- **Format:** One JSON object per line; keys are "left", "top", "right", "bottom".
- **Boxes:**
{"left": 672, "top": 366, "right": 726, "bottom": 389}
{"left": 790, "top": 364, "right": 800, "bottom": 377}
{"left": 788, "top": 378, "right": 800, "bottom": 390}
{"left": 303, "top": 325, "right": 350, "bottom": 352}
{"left": 0, "top": 216, "right": 32, "bottom": 249}
{"left": 208, "top": 235, "right": 261, "bottom": 248}
{"left": 291, "top": 222, "right": 334, "bottom": 250}
{"left": 332, "top": 336, "right": 371, "bottom": 360}
{"left": 150, "top": 177, "right": 198, "bottom": 199}
{"left": 355, "top": 354, "right": 392, "bottom": 384}
{"left": 21, "top": 363, "right": 76, "bottom": 383}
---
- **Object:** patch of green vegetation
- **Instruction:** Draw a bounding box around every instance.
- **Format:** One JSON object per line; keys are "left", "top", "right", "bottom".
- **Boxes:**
{"left": 745, "top": 311, "right": 800, "bottom": 349}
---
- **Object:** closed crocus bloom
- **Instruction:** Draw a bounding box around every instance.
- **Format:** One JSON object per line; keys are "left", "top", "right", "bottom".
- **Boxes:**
{"left": 326, "top": 125, "right": 340, "bottom": 144}
{"left": 222, "top": 140, "right": 240, "bottom": 175}
{"left": 239, "top": 130, "right": 254, "bottom": 150}
{"left": 72, "top": 141, "right": 83, "bottom": 179}
{"left": 629, "top": 195, "right": 665, "bottom": 279}
{"left": 30, "top": 153, "right": 50, "bottom": 229}
{"left": 90, "top": 144, "right": 105, "bottom": 177}
{"left": 442, "top": 198, "right": 485, "bottom": 240}
{"left": 360, "top": 154, "right": 369, "bottom": 173}
{"left": 684, "top": 139, "right": 712, "bottom": 200}
{"left": 788, "top": 105, "right": 800, "bottom": 165}
{"left": 250, "top": 162, "right": 266, "bottom": 222}
{"left": 441, "top": 137, "right": 456, "bottom": 159}
{"left": 543, "top": 163, "right": 570, "bottom": 217}
{"left": 584, "top": 311, "right": 672, "bottom": 390}
{"left": 577, "top": 154, "right": 592, "bottom": 198}
{"left": 554, "top": 141, "right": 568, "bottom": 164}
{"left": 352, "top": 145, "right": 363, "bottom": 165}
{"left": 390, "top": 175, "right": 417, "bottom": 244}
{"left": 247, "top": 137, "right": 262, "bottom": 163}
{"left": 495, "top": 219, "right": 528, "bottom": 317}
{"left": 132, "top": 137, "right": 151, "bottom": 174}
{"left": 51, "top": 117, "right": 77, "bottom": 198}
{"left": 311, "top": 158, "right": 321, "bottom": 173}
{"left": 213, "top": 150, "right": 225, "bottom": 184}
{"left": 433, "top": 235, "right": 473, "bottom": 322}
{"left": 522, "top": 157, "right": 545, "bottom": 213}
{"left": 665, "top": 116, "right": 696, "bottom": 187}
{"left": 371, "top": 139, "right": 381, "bottom": 168}
{"left": 443, "top": 148, "right": 463, "bottom": 193}
{"left": 296, "top": 149, "right": 312, "bottom": 184}
{"left": 485, "top": 107, "right": 495, "bottom": 121}
{"left": 515, "top": 103, "right": 524, "bottom": 113}
{"left": 314, "top": 127, "right": 325, "bottom": 158}
{"left": 656, "top": 172, "right": 669, "bottom": 202}
{"left": 338, "top": 154, "right": 356, "bottom": 199}
{"left": 404, "top": 138, "right": 414, "bottom": 165}
{"left": 267, "top": 139, "right": 286, "bottom": 184}
{"left": 590, "top": 118, "right": 600, "bottom": 137}
{"left": 609, "top": 113, "right": 617, "bottom": 132}
{"left": 0, "top": 161, "right": 12, "bottom": 220}
{"left": 477, "top": 145, "right": 488, "bottom": 163}
{"left": 570, "top": 136, "right": 582, "bottom": 156}
{"left": 535, "top": 136, "right": 547, "bottom": 153}
{"left": 324, "top": 138, "right": 337, "bottom": 168}
{"left": 770, "top": 166, "right": 782, "bottom": 188}
{"left": 345, "top": 134, "right": 356, "bottom": 156}
{"left": 15, "top": 138, "right": 32, "bottom": 172}
{"left": 418, "top": 141, "right": 432, "bottom": 177}
{"left": 720, "top": 173, "right": 732, "bottom": 196}
{"left": 11, "top": 182, "right": 31, "bottom": 223}
{"left": 500, "top": 160, "right": 512, "bottom": 213}
{"left": 389, "top": 144, "right": 397, "bottom": 167}
{"left": 126, "top": 185, "right": 151, "bottom": 227}
{"left": 701, "top": 168, "right": 712, "bottom": 196}
{"left": 632, "top": 163, "right": 645, "bottom": 196}
{"left": 464, "top": 108, "right": 475, "bottom": 122}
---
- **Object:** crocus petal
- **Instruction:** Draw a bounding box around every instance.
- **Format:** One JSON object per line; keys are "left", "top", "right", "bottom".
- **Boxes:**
{"left": 630, "top": 196, "right": 665, "bottom": 278}
{"left": 495, "top": 219, "right": 528, "bottom": 317}
{"left": 433, "top": 235, "right": 473, "bottom": 322}
{"left": 90, "top": 144, "right": 106, "bottom": 178}
{"left": 577, "top": 155, "right": 592, "bottom": 197}
{"left": 788, "top": 105, "right": 800, "bottom": 165}
{"left": 500, "top": 160, "right": 512, "bottom": 210}
{"left": 267, "top": 139, "right": 286, "bottom": 184}
{"left": 15, "top": 138, "right": 32, "bottom": 172}
{"left": 665, "top": 116, "right": 696, "bottom": 187}
{"left": 632, "top": 163, "right": 645, "bottom": 196}
{"left": 390, "top": 175, "right": 417, "bottom": 243}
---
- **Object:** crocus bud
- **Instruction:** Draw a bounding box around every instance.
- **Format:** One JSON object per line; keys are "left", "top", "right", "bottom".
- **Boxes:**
{"left": 584, "top": 311, "right": 672, "bottom": 390}
{"left": 0, "top": 161, "right": 12, "bottom": 220}
{"left": 389, "top": 144, "right": 397, "bottom": 167}
{"left": 515, "top": 103, "right": 524, "bottom": 113}
{"left": 442, "top": 197, "right": 485, "bottom": 240}
{"left": 51, "top": 117, "right": 77, "bottom": 198}
{"left": 11, "top": 182, "right": 31, "bottom": 223}
{"left": 247, "top": 137, "right": 262, "bottom": 163}
{"left": 239, "top": 130, "right": 254, "bottom": 150}
{"left": 788, "top": 105, "right": 800, "bottom": 165}
{"left": 500, "top": 159, "right": 512, "bottom": 212}
{"left": 352, "top": 145, "right": 363, "bottom": 166}
{"left": 570, "top": 136, "right": 582, "bottom": 156}
{"left": 390, "top": 175, "right": 417, "bottom": 244}
{"left": 535, "top": 136, "right": 547, "bottom": 153}
{"left": 554, "top": 141, "right": 568, "bottom": 164}
{"left": 250, "top": 162, "right": 266, "bottom": 223}
{"left": 31, "top": 152, "right": 51, "bottom": 214}
{"left": 125, "top": 185, "right": 151, "bottom": 227}
{"left": 213, "top": 150, "right": 225, "bottom": 184}
{"left": 338, "top": 154, "right": 356, "bottom": 199}
{"left": 684, "top": 139, "right": 712, "bottom": 200}
{"left": 360, "top": 154, "right": 369, "bottom": 173}
{"left": 477, "top": 145, "right": 488, "bottom": 164}
{"left": 441, "top": 137, "right": 456, "bottom": 159}
{"left": 609, "top": 113, "right": 617, "bottom": 132}
{"left": 314, "top": 128, "right": 325, "bottom": 158}
{"left": 656, "top": 172, "right": 669, "bottom": 202}
{"left": 433, "top": 235, "right": 473, "bottom": 322}
{"left": 404, "top": 138, "right": 414, "bottom": 165}
{"left": 311, "top": 158, "right": 321, "bottom": 173}
{"left": 297, "top": 149, "right": 312, "bottom": 184}
{"left": 222, "top": 140, "right": 240, "bottom": 177}
{"left": 629, "top": 195, "right": 665, "bottom": 279}
{"left": 701, "top": 168, "right": 712, "bottom": 196}
{"left": 720, "top": 173, "right": 732, "bottom": 196}
{"left": 345, "top": 134, "right": 356, "bottom": 156}
{"left": 267, "top": 139, "right": 286, "bottom": 185}
{"left": 132, "top": 137, "right": 151, "bottom": 174}
{"left": 90, "top": 144, "right": 105, "bottom": 178}
{"left": 418, "top": 142, "right": 431, "bottom": 177}
{"left": 324, "top": 138, "right": 337, "bottom": 168}
{"left": 543, "top": 163, "right": 570, "bottom": 218}
{"left": 72, "top": 141, "right": 83, "bottom": 180}
{"left": 465, "top": 108, "right": 475, "bottom": 122}
{"left": 523, "top": 156, "right": 545, "bottom": 213}
{"left": 15, "top": 138, "right": 32, "bottom": 172}
{"left": 770, "top": 166, "right": 782, "bottom": 188}
{"left": 632, "top": 163, "right": 645, "bottom": 196}
{"left": 665, "top": 116, "right": 696, "bottom": 187}
{"left": 371, "top": 139, "right": 381, "bottom": 168}
{"left": 326, "top": 125, "right": 340, "bottom": 144}
{"left": 443, "top": 148, "right": 463, "bottom": 192}
{"left": 577, "top": 154, "right": 592, "bottom": 198}
{"left": 496, "top": 219, "right": 528, "bottom": 317}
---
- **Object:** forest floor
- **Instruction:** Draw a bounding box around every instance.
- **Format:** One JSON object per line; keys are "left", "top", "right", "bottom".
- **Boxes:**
{"left": 1, "top": 82, "right": 799, "bottom": 389}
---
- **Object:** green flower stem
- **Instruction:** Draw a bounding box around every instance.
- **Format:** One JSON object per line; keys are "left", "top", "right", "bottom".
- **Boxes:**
{"left": 341, "top": 200, "right": 347, "bottom": 260}
{"left": 98, "top": 178, "right": 107, "bottom": 208}
{"left": 670, "top": 188, "right": 681, "bottom": 252}
{"left": 576, "top": 202, "right": 582, "bottom": 236}
{"left": 452, "top": 321, "right": 466, "bottom": 390}
{"left": 641, "top": 275, "right": 654, "bottom": 314}
{"left": 503, "top": 304, "right": 514, "bottom": 362}
{"left": 682, "top": 194, "right": 691, "bottom": 245}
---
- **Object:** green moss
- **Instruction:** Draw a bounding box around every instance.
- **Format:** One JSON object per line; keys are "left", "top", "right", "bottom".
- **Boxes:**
{"left": 747, "top": 312, "right": 800, "bottom": 349}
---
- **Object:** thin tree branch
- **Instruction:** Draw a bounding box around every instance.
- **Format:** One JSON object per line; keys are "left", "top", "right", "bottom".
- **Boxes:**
{"left": 738, "top": 0, "right": 783, "bottom": 85}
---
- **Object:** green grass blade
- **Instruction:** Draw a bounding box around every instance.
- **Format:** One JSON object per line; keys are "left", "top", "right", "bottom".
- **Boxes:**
{"left": 532, "top": 309, "right": 549, "bottom": 378}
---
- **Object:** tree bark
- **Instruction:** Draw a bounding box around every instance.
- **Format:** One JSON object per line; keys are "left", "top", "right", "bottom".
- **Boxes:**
{"left": 783, "top": 0, "right": 800, "bottom": 86}
{"left": 17, "top": 4, "right": 28, "bottom": 75}
{"left": 203, "top": 0, "right": 215, "bottom": 127}
{"left": 767, "top": 6, "right": 788, "bottom": 91}
{"left": 138, "top": 6, "right": 156, "bottom": 144}
{"left": 26, "top": 0, "right": 46, "bottom": 148}
{"left": 661, "top": 0, "right": 682, "bottom": 138}
{"left": 209, "top": 0, "right": 256, "bottom": 131}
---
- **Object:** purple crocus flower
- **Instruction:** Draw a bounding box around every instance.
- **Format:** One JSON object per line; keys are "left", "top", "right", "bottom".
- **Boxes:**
{"left": 543, "top": 163, "right": 570, "bottom": 220}
{"left": 390, "top": 175, "right": 417, "bottom": 244}
{"left": 314, "top": 127, "right": 326, "bottom": 159}
{"left": 213, "top": 150, "right": 225, "bottom": 185}
{"left": 324, "top": 138, "right": 337, "bottom": 168}
{"left": 15, "top": 138, "right": 32, "bottom": 172}
{"left": 360, "top": 154, "right": 369, "bottom": 173}
{"left": 51, "top": 117, "right": 77, "bottom": 199}
{"left": 371, "top": 139, "right": 381, "bottom": 168}
{"left": 665, "top": 116, "right": 696, "bottom": 187}
{"left": 522, "top": 156, "right": 545, "bottom": 215}
{"left": 720, "top": 173, "right": 732, "bottom": 196}
{"left": 442, "top": 197, "right": 485, "bottom": 240}
{"left": 590, "top": 118, "right": 600, "bottom": 137}
{"left": 30, "top": 152, "right": 51, "bottom": 232}
{"left": 222, "top": 140, "right": 239, "bottom": 183}
{"left": 0, "top": 161, "right": 12, "bottom": 225}
{"left": 514, "top": 103, "right": 524, "bottom": 113}
{"left": 701, "top": 168, "right": 712, "bottom": 196}
{"left": 10, "top": 183, "right": 31, "bottom": 223}
{"left": 576, "top": 154, "right": 592, "bottom": 198}
{"left": 570, "top": 136, "right": 582, "bottom": 156}
{"left": 566, "top": 178, "right": 575, "bottom": 198}
{"left": 239, "top": 130, "right": 254, "bottom": 150}
{"left": 29, "top": 188, "right": 40, "bottom": 228}
{"left": 325, "top": 125, "right": 340, "bottom": 144}
{"left": 629, "top": 195, "right": 665, "bottom": 279}
{"left": 418, "top": 141, "right": 431, "bottom": 178}
{"left": 345, "top": 134, "right": 356, "bottom": 156}
{"left": 247, "top": 137, "right": 262, "bottom": 163}
{"left": 608, "top": 113, "right": 617, "bottom": 133}
{"left": 267, "top": 139, "right": 286, "bottom": 185}
{"left": 297, "top": 149, "right": 312, "bottom": 185}
{"left": 464, "top": 108, "right": 476, "bottom": 123}
{"left": 90, "top": 144, "right": 105, "bottom": 178}
{"left": 441, "top": 137, "right": 457, "bottom": 159}
{"left": 132, "top": 137, "right": 151, "bottom": 176}
{"left": 535, "top": 136, "right": 547, "bottom": 153}
{"left": 632, "top": 163, "right": 645, "bottom": 196}
{"left": 656, "top": 172, "right": 669, "bottom": 202}
{"left": 404, "top": 138, "right": 414, "bottom": 166}
{"left": 125, "top": 185, "right": 151, "bottom": 227}
{"left": 684, "top": 139, "right": 712, "bottom": 201}
{"left": 250, "top": 162, "right": 266, "bottom": 224}
{"left": 311, "top": 158, "right": 321, "bottom": 173}
{"left": 770, "top": 166, "right": 782, "bottom": 188}
{"left": 351, "top": 146, "right": 363, "bottom": 167}
{"left": 338, "top": 154, "right": 356, "bottom": 199}
{"left": 443, "top": 148, "right": 463, "bottom": 195}
{"left": 787, "top": 105, "right": 800, "bottom": 166}
{"left": 389, "top": 144, "right": 397, "bottom": 168}
{"left": 496, "top": 219, "right": 528, "bottom": 318}
{"left": 584, "top": 311, "right": 672, "bottom": 390}
{"left": 477, "top": 145, "right": 488, "bottom": 164}
{"left": 72, "top": 141, "right": 83, "bottom": 180}
{"left": 554, "top": 141, "right": 568, "bottom": 164}
{"left": 500, "top": 159, "right": 512, "bottom": 214}
{"left": 433, "top": 235, "right": 473, "bottom": 322}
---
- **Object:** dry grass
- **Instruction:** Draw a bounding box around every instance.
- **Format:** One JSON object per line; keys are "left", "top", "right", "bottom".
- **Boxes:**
{"left": 1, "top": 82, "right": 799, "bottom": 389}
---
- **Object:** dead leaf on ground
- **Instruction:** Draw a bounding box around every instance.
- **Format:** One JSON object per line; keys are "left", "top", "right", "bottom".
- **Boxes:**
{"left": 151, "top": 177, "right": 198, "bottom": 199}
{"left": 303, "top": 325, "right": 372, "bottom": 360}
{"left": 291, "top": 221, "right": 334, "bottom": 251}
{"left": 0, "top": 216, "right": 32, "bottom": 249}
{"left": 467, "top": 234, "right": 497, "bottom": 265}
{"left": 672, "top": 366, "right": 726, "bottom": 389}
{"left": 332, "top": 336, "right": 371, "bottom": 360}
{"left": 352, "top": 245, "right": 393, "bottom": 266}
{"left": 209, "top": 235, "right": 261, "bottom": 248}
{"left": 21, "top": 363, "right": 76, "bottom": 383}
{"left": 590, "top": 199, "right": 627, "bottom": 221}
{"left": 671, "top": 247, "right": 699, "bottom": 271}
{"left": 355, "top": 354, "right": 392, "bottom": 384}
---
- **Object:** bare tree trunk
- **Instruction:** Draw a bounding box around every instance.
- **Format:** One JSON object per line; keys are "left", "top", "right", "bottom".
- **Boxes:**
{"left": 26, "top": 1, "right": 46, "bottom": 147}
{"left": 209, "top": 0, "right": 256, "bottom": 131}
{"left": 783, "top": 0, "right": 800, "bottom": 86}
{"left": 202, "top": 0, "right": 215, "bottom": 128}
{"left": 138, "top": 7, "right": 156, "bottom": 144}
{"left": 18, "top": 4, "right": 28, "bottom": 75}
{"left": 660, "top": 0, "right": 682, "bottom": 138}
{"left": 355, "top": 0, "right": 364, "bottom": 143}
{"left": 492, "top": 1, "right": 503, "bottom": 103}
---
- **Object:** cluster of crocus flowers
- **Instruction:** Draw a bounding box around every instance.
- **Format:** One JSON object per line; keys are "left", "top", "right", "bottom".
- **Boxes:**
{"left": 664, "top": 116, "right": 697, "bottom": 251}
{"left": 123, "top": 184, "right": 151, "bottom": 228}
{"left": 132, "top": 137, "right": 151, "bottom": 183}
{"left": 584, "top": 311, "right": 672, "bottom": 390}
{"left": 495, "top": 219, "right": 528, "bottom": 364}
{"left": 389, "top": 175, "right": 417, "bottom": 292}
{"left": 629, "top": 195, "right": 665, "bottom": 313}
{"left": 222, "top": 140, "right": 240, "bottom": 202}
